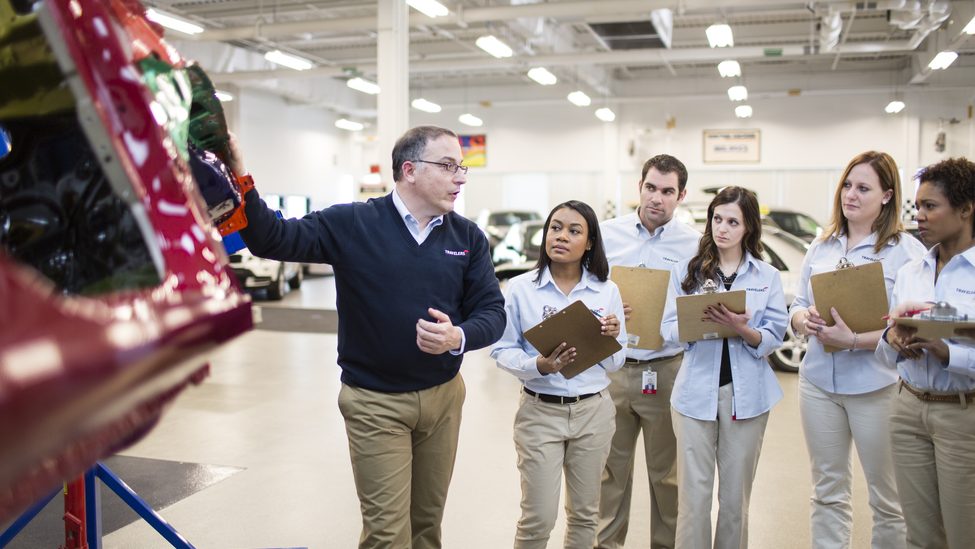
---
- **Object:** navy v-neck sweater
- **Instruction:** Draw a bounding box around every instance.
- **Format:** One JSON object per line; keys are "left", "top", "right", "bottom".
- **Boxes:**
{"left": 239, "top": 189, "right": 506, "bottom": 393}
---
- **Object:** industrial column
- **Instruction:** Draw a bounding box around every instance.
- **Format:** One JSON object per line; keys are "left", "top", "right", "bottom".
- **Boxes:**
{"left": 377, "top": 0, "right": 410, "bottom": 185}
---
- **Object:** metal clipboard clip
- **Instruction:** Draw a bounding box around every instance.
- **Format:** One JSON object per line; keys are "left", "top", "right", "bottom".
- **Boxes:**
{"left": 701, "top": 278, "right": 719, "bottom": 294}
{"left": 835, "top": 257, "right": 855, "bottom": 270}
{"left": 918, "top": 301, "right": 969, "bottom": 322}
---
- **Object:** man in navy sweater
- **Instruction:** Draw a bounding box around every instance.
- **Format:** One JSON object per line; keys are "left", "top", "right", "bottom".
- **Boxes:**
{"left": 228, "top": 125, "right": 505, "bottom": 549}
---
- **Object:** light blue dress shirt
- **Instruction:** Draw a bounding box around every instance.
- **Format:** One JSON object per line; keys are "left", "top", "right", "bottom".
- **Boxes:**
{"left": 875, "top": 244, "right": 975, "bottom": 391}
{"left": 490, "top": 267, "right": 628, "bottom": 396}
{"left": 391, "top": 189, "right": 465, "bottom": 355}
{"left": 600, "top": 212, "right": 702, "bottom": 360}
{"left": 789, "top": 232, "right": 926, "bottom": 394}
{"left": 661, "top": 252, "right": 787, "bottom": 421}
{"left": 391, "top": 188, "right": 443, "bottom": 244}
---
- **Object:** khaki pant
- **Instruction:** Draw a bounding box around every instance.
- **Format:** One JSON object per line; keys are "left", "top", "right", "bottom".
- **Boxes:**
{"left": 889, "top": 382, "right": 975, "bottom": 549}
{"left": 597, "top": 355, "right": 681, "bottom": 549}
{"left": 337, "top": 373, "right": 466, "bottom": 549}
{"left": 513, "top": 389, "right": 616, "bottom": 549}
{"left": 672, "top": 384, "right": 769, "bottom": 549}
{"left": 798, "top": 377, "right": 905, "bottom": 549}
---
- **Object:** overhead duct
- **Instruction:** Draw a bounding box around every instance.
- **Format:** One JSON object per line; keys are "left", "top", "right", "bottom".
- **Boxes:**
{"left": 888, "top": 1, "right": 924, "bottom": 28}
{"left": 907, "top": 1, "right": 952, "bottom": 49}
{"left": 820, "top": 12, "right": 843, "bottom": 52}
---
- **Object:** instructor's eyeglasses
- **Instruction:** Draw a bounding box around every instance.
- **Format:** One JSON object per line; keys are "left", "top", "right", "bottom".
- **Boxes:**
{"left": 414, "top": 160, "right": 469, "bottom": 175}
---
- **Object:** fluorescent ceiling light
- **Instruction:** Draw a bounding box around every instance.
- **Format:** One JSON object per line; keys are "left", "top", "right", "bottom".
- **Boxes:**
{"left": 595, "top": 108, "right": 615, "bottom": 122}
{"left": 476, "top": 35, "right": 513, "bottom": 58}
{"left": 717, "top": 60, "right": 741, "bottom": 77}
{"left": 335, "top": 119, "right": 363, "bottom": 131}
{"left": 928, "top": 51, "right": 958, "bottom": 70}
{"left": 964, "top": 16, "right": 975, "bottom": 34}
{"left": 458, "top": 113, "right": 483, "bottom": 127}
{"left": 706, "top": 23, "right": 734, "bottom": 48}
{"left": 265, "top": 50, "right": 313, "bottom": 71}
{"left": 527, "top": 67, "right": 557, "bottom": 85}
{"left": 214, "top": 90, "right": 234, "bottom": 102}
{"left": 411, "top": 98, "right": 442, "bottom": 113}
{"left": 567, "top": 91, "right": 591, "bottom": 107}
{"left": 347, "top": 77, "right": 381, "bottom": 94}
{"left": 885, "top": 101, "right": 906, "bottom": 113}
{"left": 145, "top": 9, "right": 203, "bottom": 35}
{"left": 735, "top": 105, "right": 753, "bottom": 118}
{"left": 728, "top": 85, "right": 748, "bottom": 101}
{"left": 406, "top": 0, "right": 448, "bottom": 18}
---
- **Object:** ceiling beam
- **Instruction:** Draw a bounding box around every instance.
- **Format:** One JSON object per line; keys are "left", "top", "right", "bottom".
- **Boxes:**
{"left": 192, "top": 0, "right": 807, "bottom": 42}
{"left": 209, "top": 40, "right": 917, "bottom": 84}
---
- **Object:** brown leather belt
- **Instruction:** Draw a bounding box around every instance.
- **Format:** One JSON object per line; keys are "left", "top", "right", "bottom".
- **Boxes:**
{"left": 625, "top": 352, "right": 683, "bottom": 366}
{"left": 901, "top": 380, "right": 975, "bottom": 404}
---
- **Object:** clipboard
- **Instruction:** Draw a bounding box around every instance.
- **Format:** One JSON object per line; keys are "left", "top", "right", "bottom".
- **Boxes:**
{"left": 675, "top": 290, "right": 747, "bottom": 343}
{"left": 523, "top": 300, "right": 623, "bottom": 379}
{"left": 610, "top": 266, "right": 670, "bottom": 350}
{"left": 892, "top": 317, "right": 975, "bottom": 340}
{"left": 810, "top": 261, "right": 888, "bottom": 353}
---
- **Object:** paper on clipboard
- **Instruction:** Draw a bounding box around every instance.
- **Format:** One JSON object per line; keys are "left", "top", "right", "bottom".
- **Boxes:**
{"left": 523, "top": 300, "right": 623, "bottom": 379}
{"left": 610, "top": 266, "right": 670, "bottom": 350}
{"left": 810, "top": 261, "right": 888, "bottom": 353}
{"left": 676, "top": 290, "right": 747, "bottom": 343}
{"left": 893, "top": 317, "right": 975, "bottom": 340}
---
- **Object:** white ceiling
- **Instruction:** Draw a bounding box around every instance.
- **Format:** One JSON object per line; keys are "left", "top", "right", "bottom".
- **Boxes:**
{"left": 154, "top": 0, "right": 975, "bottom": 118}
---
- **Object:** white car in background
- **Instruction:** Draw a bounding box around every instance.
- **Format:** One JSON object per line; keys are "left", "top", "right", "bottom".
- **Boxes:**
{"left": 228, "top": 248, "right": 303, "bottom": 300}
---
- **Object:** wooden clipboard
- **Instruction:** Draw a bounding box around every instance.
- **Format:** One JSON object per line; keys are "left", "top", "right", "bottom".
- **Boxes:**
{"left": 523, "top": 300, "right": 623, "bottom": 379}
{"left": 810, "top": 261, "right": 888, "bottom": 353}
{"left": 676, "top": 290, "right": 747, "bottom": 343}
{"left": 610, "top": 266, "right": 670, "bottom": 350}
{"left": 893, "top": 317, "right": 975, "bottom": 340}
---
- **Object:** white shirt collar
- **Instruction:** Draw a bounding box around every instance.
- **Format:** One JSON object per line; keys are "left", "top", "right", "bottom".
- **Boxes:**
{"left": 392, "top": 188, "right": 443, "bottom": 225}
{"left": 634, "top": 210, "right": 678, "bottom": 239}
{"left": 837, "top": 230, "right": 880, "bottom": 253}
{"left": 922, "top": 243, "right": 975, "bottom": 270}
{"left": 391, "top": 188, "right": 443, "bottom": 244}
{"left": 537, "top": 265, "right": 596, "bottom": 293}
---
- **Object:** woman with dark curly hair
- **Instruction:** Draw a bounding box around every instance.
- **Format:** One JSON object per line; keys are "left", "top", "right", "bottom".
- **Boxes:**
{"left": 877, "top": 157, "right": 975, "bottom": 549}
{"left": 660, "top": 187, "right": 788, "bottom": 549}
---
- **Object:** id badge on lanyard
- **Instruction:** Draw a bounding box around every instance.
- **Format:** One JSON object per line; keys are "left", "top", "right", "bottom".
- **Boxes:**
{"left": 642, "top": 369, "right": 657, "bottom": 395}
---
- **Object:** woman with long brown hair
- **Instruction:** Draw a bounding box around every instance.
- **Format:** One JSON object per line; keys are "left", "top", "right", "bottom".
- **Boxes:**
{"left": 660, "top": 186, "right": 787, "bottom": 549}
{"left": 790, "top": 152, "right": 924, "bottom": 549}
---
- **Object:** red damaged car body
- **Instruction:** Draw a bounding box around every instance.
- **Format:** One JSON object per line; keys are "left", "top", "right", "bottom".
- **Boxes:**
{"left": 0, "top": 0, "right": 252, "bottom": 524}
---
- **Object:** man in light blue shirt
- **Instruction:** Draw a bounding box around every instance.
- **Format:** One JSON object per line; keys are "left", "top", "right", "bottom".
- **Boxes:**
{"left": 596, "top": 155, "right": 702, "bottom": 549}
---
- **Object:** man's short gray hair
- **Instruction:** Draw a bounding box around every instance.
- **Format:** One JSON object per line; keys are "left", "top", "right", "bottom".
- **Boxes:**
{"left": 392, "top": 125, "right": 458, "bottom": 182}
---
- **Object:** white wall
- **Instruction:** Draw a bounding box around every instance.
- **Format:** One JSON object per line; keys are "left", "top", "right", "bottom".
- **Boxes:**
{"left": 236, "top": 86, "right": 974, "bottom": 224}
{"left": 235, "top": 89, "right": 358, "bottom": 211}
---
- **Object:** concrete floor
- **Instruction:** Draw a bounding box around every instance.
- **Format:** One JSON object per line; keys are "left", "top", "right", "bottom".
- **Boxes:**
{"left": 102, "top": 275, "right": 875, "bottom": 549}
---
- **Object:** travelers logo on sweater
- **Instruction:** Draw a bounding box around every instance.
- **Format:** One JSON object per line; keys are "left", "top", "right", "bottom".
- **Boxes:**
{"left": 445, "top": 249, "right": 469, "bottom": 256}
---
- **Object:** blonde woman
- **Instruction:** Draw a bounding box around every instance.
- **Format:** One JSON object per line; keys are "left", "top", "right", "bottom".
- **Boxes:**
{"left": 790, "top": 152, "right": 925, "bottom": 549}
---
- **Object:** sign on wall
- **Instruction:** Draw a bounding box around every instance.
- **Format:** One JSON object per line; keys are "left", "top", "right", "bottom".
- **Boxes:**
{"left": 460, "top": 135, "right": 486, "bottom": 167}
{"left": 703, "top": 130, "right": 761, "bottom": 163}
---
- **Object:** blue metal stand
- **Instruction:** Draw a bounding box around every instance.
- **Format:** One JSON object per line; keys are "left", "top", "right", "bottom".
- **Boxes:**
{"left": 86, "top": 462, "right": 195, "bottom": 549}
{"left": 0, "top": 462, "right": 195, "bottom": 549}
